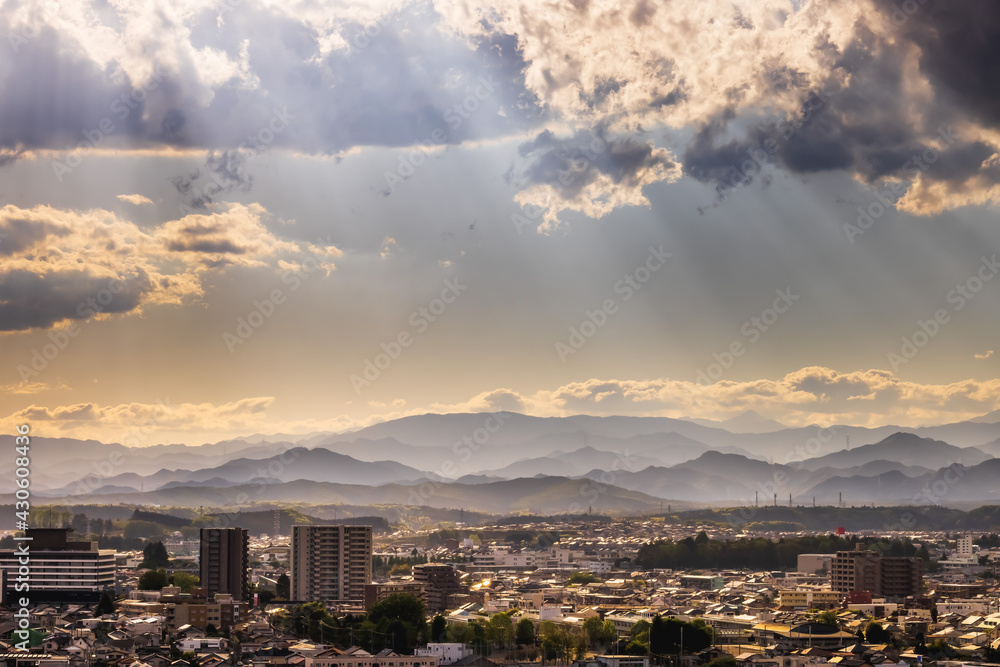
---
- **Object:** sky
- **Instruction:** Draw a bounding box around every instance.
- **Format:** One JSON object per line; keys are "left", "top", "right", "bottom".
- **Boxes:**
{"left": 3, "top": 0, "right": 1000, "bottom": 445}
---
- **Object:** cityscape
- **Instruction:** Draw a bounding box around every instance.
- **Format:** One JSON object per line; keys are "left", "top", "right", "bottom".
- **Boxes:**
{"left": 3, "top": 2, "right": 1000, "bottom": 667}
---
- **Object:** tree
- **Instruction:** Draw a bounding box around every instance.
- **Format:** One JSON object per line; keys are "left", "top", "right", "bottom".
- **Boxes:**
{"left": 368, "top": 593, "right": 427, "bottom": 628}
{"left": 368, "top": 593, "right": 428, "bottom": 653}
{"left": 584, "top": 616, "right": 604, "bottom": 647}
{"left": 276, "top": 573, "right": 290, "bottom": 600}
{"left": 650, "top": 616, "right": 668, "bottom": 655}
{"left": 649, "top": 616, "right": 712, "bottom": 655}
{"left": 142, "top": 541, "right": 170, "bottom": 568}
{"left": 930, "top": 607, "right": 938, "bottom": 623}
{"left": 816, "top": 610, "right": 839, "bottom": 627}
{"left": 516, "top": 618, "right": 535, "bottom": 646}
{"left": 387, "top": 619, "right": 409, "bottom": 653}
{"left": 447, "top": 622, "right": 474, "bottom": 644}
{"left": 865, "top": 621, "right": 891, "bottom": 644}
{"left": 257, "top": 590, "right": 276, "bottom": 607}
{"left": 584, "top": 617, "right": 616, "bottom": 648}
{"left": 486, "top": 613, "right": 514, "bottom": 650}
{"left": 389, "top": 563, "right": 412, "bottom": 577}
{"left": 138, "top": 568, "right": 169, "bottom": 590}
{"left": 126, "top": 521, "right": 168, "bottom": 541}
{"left": 96, "top": 590, "right": 116, "bottom": 616}
{"left": 566, "top": 571, "right": 600, "bottom": 585}
{"left": 431, "top": 615, "right": 448, "bottom": 643}
{"left": 539, "top": 621, "right": 581, "bottom": 664}
{"left": 171, "top": 572, "right": 200, "bottom": 593}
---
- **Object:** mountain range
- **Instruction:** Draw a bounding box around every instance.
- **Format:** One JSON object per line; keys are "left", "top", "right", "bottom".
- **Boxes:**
{"left": 8, "top": 409, "right": 1000, "bottom": 514}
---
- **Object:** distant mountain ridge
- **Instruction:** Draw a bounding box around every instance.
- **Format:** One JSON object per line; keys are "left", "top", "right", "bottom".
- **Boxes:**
{"left": 6, "top": 410, "right": 998, "bottom": 507}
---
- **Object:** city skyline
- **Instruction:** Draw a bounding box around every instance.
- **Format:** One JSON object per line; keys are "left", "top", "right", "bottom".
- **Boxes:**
{"left": 4, "top": 1, "right": 1000, "bottom": 445}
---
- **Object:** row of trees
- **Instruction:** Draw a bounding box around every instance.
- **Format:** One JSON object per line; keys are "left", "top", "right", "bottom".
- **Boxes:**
{"left": 276, "top": 594, "right": 429, "bottom": 653}
{"left": 137, "top": 569, "right": 200, "bottom": 592}
{"left": 276, "top": 593, "right": 715, "bottom": 661}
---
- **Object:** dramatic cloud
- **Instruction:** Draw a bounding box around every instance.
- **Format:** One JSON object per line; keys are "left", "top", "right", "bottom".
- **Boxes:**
{"left": 13, "top": 367, "right": 1000, "bottom": 443}
{"left": 6, "top": 0, "right": 998, "bottom": 225}
{"left": 0, "top": 203, "right": 340, "bottom": 331}
{"left": 509, "top": 128, "right": 680, "bottom": 230}
{"left": 440, "top": 0, "right": 1000, "bottom": 217}
{"left": 428, "top": 367, "right": 1000, "bottom": 429}
{"left": 5, "top": 397, "right": 277, "bottom": 445}
{"left": 0, "top": 0, "right": 539, "bottom": 154}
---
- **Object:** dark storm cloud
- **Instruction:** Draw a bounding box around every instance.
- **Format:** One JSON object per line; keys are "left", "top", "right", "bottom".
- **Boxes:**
{"left": 513, "top": 127, "right": 677, "bottom": 199}
{"left": 0, "top": 268, "right": 152, "bottom": 331}
{"left": 681, "top": 2, "right": 1000, "bottom": 204}
{"left": 882, "top": 0, "right": 1000, "bottom": 127}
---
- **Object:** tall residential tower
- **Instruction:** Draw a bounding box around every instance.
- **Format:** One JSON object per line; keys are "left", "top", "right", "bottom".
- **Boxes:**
{"left": 291, "top": 525, "right": 372, "bottom": 603}
{"left": 199, "top": 527, "right": 250, "bottom": 601}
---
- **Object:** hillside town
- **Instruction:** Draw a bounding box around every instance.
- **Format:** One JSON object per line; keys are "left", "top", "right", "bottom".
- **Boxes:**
{"left": 0, "top": 518, "right": 998, "bottom": 667}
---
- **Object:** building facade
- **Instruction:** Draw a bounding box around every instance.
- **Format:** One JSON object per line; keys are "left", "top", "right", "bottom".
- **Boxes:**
{"left": 291, "top": 525, "right": 372, "bottom": 603}
{"left": 363, "top": 582, "right": 425, "bottom": 610}
{"left": 777, "top": 590, "right": 842, "bottom": 609}
{"left": 411, "top": 564, "right": 464, "bottom": 613}
{"left": 831, "top": 546, "right": 921, "bottom": 598}
{"left": 797, "top": 554, "right": 834, "bottom": 574}
{"left": 200, "top": 527, "right": 250, "bottom": 602}
{"left": 0, "top": 528, "right": 115, "bottom": 604}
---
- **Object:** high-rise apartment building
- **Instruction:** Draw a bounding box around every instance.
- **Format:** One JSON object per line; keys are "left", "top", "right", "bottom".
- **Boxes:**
{"left": 831, "top": 545, "right": 922, "bottom": 598}
{"left": 199, "top": 527, "right": 250, "bottom": 601}
{"left": 291, "top": 525, "right": 372, "bottom": 603}
{"left": 0, "top": 528, "right": 115, "bottom": 604}
{"left": 878, "top": 554, "right": 923, "bottom": 598}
